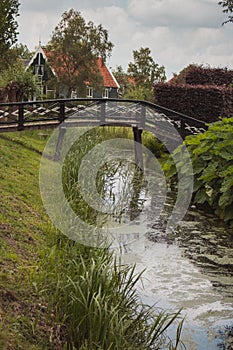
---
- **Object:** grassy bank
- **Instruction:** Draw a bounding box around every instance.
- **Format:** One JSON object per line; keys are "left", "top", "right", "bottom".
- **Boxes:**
{"left": 0, "top": 129, "right": 182, "bottom": 349}
{"left": 0, "top": 130, "right": 57, "bottom": 349}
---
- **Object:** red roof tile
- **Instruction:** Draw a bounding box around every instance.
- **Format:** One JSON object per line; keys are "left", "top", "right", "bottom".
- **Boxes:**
{"left": 97, "top": 58, "right": 119, "bottom": 88}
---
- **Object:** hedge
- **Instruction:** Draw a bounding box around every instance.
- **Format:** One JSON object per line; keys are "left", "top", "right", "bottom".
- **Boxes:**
{"left": 154, "top": 65, "right": 233, "bottom": 122}
{"left": 154, "top": 83, "right": 233, "bottom": 122}
{"left": 169, "top": 64, "right": 233, "bottom": 86}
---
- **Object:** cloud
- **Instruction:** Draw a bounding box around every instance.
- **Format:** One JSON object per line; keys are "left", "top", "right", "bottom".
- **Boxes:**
{"left": 128, "top": 0, "right": 225, "bottom": 28}
{"left": 18, "top": 0, "right": 233, "bottom": 79}
{"left": 18, "top": 10, "right": 59, "bottom": 50}
{"left": 20, "top": 0, "right": 127, "bottom": 13}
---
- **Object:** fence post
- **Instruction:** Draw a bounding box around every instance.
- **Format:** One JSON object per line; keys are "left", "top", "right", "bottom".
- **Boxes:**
{"left": 180, "top": 119, "right": 186, "bottom": 139}
{"left": 18, "top": 104, "right": 24, "bottom": 131}
{"left": 59, "top": 101, "right": 65, "bottom": 124}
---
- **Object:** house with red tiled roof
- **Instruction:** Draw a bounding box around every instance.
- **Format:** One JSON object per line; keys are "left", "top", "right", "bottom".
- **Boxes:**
{"left": 25, "top": 43, "right": 120, "bottom": 99}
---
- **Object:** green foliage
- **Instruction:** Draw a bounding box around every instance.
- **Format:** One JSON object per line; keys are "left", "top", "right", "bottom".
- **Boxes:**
{"left": 0, "top": 0, "right": 20, "bottom": 71}
{"left": 111, "top": 65, "right": 130, "bottom": 98}
{"left": 1, "top": 129, "right": 183, "bottom": 349}
{"left": 39, "top": 126, "right": 183, "bottom": 349}
{"left": 62, "top": 127, "right": 166, "bottom": 223}
{"left": 113, "top": 48, "right": 166, "bottom": 102}
{"left": 219, "top": 0, "right": 233, "bottom": 24}
{"left": 124, "top": 85, "right": 155, "bottom": 102}
{"left": 127, "top": 47, "right": 166, "bottom": 88}
{"left": 143, "top": 131, "right": 167, "bottom": 158}
{"left": 164, "top": 117, "right": 233, "bottom": 224}
{"left": 0, "top": 62, "right": 41, "bottom": 100}
{"left": 47, "top": 9, "right": 113, "bottom": 96}
{"left": 12, "top": 43, "right": 33, "bottom": 59}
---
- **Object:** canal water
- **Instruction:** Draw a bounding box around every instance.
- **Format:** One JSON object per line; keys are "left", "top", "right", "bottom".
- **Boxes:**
{"left": 99, "top": 161, "right": 233, "bottom": 350}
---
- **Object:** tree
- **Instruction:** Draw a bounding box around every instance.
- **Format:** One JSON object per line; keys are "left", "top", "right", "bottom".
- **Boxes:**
{"left": 47, "top": 9, "right": 114, "bottom": 96}
{"left": 13, "top": 43, "right": 33, "bottom": 59}
{"left": 0, "top": 62, "right": 41, "bottom": 101}
{"left": 219, "top": 0, "right": 233, "bottom": 24}
{"left": 111, "top": 65, "right": 131, "bottom": 97}
{"left": 123, "top": 47, "right": 166, "bottom": 101}
{"left": 127, "top": 48, "right": 166, "bottom": 88}
{"left": 124, "top": 85, "right": 155, "bottom": 101}
{"left": 0, "top": 0, "right": 20, "bottom": 70}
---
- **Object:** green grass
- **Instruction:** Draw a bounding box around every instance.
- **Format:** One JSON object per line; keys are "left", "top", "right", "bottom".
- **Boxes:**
{"left": 0, "top": 128, "right": 183, "bottom": 349}
{"left": 0, "top": 130, "right": 58, "bottom": 349}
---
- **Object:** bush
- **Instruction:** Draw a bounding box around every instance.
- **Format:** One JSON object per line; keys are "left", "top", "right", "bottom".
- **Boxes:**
{"left": 0, "top": 62, "right": 41, "bottom": 100}
{"left": 164, "top": 117, "right": 233, "bottom": 225}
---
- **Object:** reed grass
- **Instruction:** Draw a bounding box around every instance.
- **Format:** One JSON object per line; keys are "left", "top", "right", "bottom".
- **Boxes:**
{"left": 34, "top": 238, "right": 184, "bottom": 349}
{"left": 34, "top": 126, "right": 184, "bottom": 349}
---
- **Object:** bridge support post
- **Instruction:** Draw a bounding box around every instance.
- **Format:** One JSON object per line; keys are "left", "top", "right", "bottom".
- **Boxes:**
{"left": 54, "top": 125, "right": 66, "bottom": 161}
{"left": 132, "top": 125, "right": 143, "bottom": 171}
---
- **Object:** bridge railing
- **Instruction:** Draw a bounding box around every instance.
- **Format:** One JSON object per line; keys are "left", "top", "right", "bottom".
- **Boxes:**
{"left": 0, "top": 98, "right": 107, "bottom": 131}
{"left": 0, "top": 98, "right": 208, "bottom": 137}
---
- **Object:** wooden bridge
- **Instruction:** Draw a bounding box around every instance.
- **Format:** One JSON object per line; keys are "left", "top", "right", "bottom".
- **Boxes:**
{"left": 0, "top": 97, "right": 208, "bottom": 167}
{"left": 0, "top": 97, "right": 207, "bottom": 137}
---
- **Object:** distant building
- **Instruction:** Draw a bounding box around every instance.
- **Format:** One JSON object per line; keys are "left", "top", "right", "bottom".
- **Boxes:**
{"left": 25, "top": 43, "right": 120, "bottom": 99}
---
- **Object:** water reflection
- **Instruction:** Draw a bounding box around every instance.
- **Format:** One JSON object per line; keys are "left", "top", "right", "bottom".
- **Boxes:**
{"left": 99, "top": 160, "right": 233, "bottom": 350}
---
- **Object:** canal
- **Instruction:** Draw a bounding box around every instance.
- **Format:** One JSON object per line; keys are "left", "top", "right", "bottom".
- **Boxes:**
{"left": 100, "top": 160, "right": 233, "bottom": 350}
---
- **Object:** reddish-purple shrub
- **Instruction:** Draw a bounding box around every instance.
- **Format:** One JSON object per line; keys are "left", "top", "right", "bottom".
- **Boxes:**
{"left": 154, "top": 65, "right": 233, "bottom": 122}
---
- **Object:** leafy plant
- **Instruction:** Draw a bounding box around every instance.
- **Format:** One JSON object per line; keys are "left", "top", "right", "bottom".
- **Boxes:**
{"left": 127, "top": 47, "right": 166, "bottom": 88}
{"left": 113, "top": 47, "right": 166, "bottom": 102}
{"left": 164, "top": 117, "right": 233, "bottom": 225}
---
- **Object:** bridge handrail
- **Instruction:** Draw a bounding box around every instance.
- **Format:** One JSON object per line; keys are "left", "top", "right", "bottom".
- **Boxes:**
{"left": 0, "top": 97, "right": 208, "bottom": 137}
{"left": 0, "top": 97, "right": 207, "bottom": 128}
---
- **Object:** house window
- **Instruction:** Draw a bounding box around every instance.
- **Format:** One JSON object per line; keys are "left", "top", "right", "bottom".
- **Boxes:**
{"left": 35, "top": 64, "right": 44, "bottom": 76}
{"left": 102, "top": 88, "right": 109, "bottom": 99}
{"left": 86, "top": 87, "right": 94, "bottom": 98}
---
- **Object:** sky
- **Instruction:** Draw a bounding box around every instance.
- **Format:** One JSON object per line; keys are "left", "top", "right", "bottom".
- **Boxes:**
{"left": 17, "top": 0, "right": 232, "bottom": 79}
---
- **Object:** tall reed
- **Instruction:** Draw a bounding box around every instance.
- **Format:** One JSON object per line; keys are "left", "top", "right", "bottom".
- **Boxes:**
{"left": 35, "top": 238, "right": 184, "bottom": 349}
{"left": 35, "top": 126, "right": 184, "bottom": 349}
